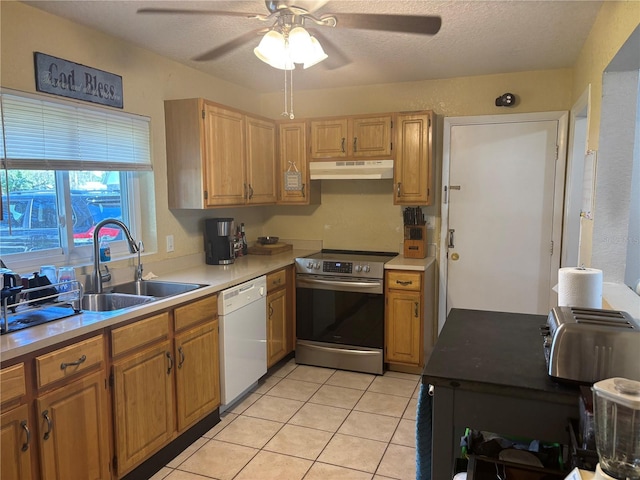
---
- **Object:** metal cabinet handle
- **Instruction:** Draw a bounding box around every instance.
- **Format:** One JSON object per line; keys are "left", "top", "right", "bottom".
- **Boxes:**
{"left": 341, "top": 137, "right": 345, "bottom": 153}
{"left": 248, "top": 184, "right": 254, "bottom": 199}
{"left": 301, "top": 183, "right": 306, "bottom": 198}
{"left": 396, "top": 280, "right": 413, "bottom": 286}
{"left": 414, "top": 302, "right": 419, "bottom": 318}
{"left": 20, "top": 420, "right": 30, "bottom": 451}
{"left": 448, "top": 229, "right": 455, "bottom": 248}
{"left": 166, "top": 352, "right": 173, "bottom": 375}
{"left": 396, "top": 182, "right": 402, "bottom": 197}
{"left": 42, "top": 410, "right": 52, "bottom": 440}
{"left": 60, "top": 354, "right": 86, "bottom": 370}
{"left": 178, "top": 347, "right": 185, "bottom": 369}
{"left": 353, "top": 137, "right": 358, "bottom": 152}
{"left": 269, "top": 303, "right": 274, "bottom": 319}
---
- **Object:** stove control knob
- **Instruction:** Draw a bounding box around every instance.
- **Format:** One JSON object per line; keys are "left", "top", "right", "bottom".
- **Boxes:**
{"left": 306, "top": 261, "right": 314, "bottom": 269}
{"left": 354, "top": 265, "right": 363, "bottom": 273}
{"left": 313, "top": 262, "right": 321, "bottom": 270}
{"left": 363, "top": 265, "right": 371, "bottom": 273}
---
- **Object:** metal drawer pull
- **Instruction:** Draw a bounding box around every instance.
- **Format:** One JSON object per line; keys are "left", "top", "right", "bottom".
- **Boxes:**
{"left": 42, "top": 410, "right": 52, "bottom": 440}
{"left": 166, "top": 352, "right": 174, "bottom": 375}
{"left": 20, "top": 420, "right": 30, "bottom": 451}
{"left": 396, "top": 182, "right": 402, "bottom": 197}
{"left": 178, "top": 347, "right": 185, "bottom": 369}
{"left": 396, "top": 280, "right": 413, "bottom": 286}
{"left": 60, "top": 354, "right": 86, "bottom": 370}
{"left": 269, "top": 304, "right": 274, "bottom": 318}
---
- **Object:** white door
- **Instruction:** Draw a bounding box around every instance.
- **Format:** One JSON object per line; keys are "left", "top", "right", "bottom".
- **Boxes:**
{"left": 439, "top": 113, "right": 567, "bottom": 330}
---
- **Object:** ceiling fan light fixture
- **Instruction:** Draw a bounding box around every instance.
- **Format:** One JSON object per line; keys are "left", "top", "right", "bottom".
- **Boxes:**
{"left": 288, "top": 26, "right": 313, "bottom": 63}
{"left": 303, "top": 35, "right": 328, "bottom": 69}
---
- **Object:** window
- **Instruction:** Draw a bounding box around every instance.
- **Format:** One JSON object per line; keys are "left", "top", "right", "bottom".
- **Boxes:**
{"left": 0, "top": 89, "right": 151, "bottom": 269}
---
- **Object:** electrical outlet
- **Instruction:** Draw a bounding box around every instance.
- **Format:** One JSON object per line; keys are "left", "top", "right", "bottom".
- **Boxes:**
{"left": 166, "top": 235, "right": 174, "bottom": 252}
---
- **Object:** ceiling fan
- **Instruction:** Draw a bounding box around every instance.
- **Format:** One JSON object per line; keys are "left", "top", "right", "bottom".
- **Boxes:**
{"left": 137, "top": 0, "right": 442, "bottom": 70}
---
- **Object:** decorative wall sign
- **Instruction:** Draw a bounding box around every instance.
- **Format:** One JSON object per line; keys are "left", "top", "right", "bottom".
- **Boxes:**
{"left": 34, "top": 52, "right": 123, "bottom": 108}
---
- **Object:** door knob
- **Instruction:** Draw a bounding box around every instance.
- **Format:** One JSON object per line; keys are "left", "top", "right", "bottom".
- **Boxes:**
{"left": 451, "top": 253, "right": 460, "bottom": 261}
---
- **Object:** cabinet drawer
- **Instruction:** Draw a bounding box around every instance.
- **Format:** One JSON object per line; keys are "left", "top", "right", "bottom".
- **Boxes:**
{"left": 267, "top": 269, "right": 287, "bottom": 292}
{"left": 36, "top": 335, "right": 104, "bottom": 389}
{"left": 387, "top": 271, "right": 422, "bottom": 291}
{"left": 0, "top": 363, "right": 26, "bottom": 405}
{"left": 112, "top": 312, "right": 169, "bottom": 357}
{"left": 174, "top": 295, "right": 217, "bottom": 332}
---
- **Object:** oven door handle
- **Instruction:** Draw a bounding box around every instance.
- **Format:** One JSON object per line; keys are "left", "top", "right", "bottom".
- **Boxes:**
{"left": 297, "top": 278, "right": 382, "bottom": 289}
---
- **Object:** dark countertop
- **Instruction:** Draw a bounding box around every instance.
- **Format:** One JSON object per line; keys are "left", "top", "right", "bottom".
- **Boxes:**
{"left": 422, "top": 309, "right": 578, "bottom": 405}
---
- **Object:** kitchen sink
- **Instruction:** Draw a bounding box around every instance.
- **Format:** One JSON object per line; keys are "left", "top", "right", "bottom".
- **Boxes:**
{"left": 81, "top": 293, "right": 156, "bottom": 312}
{"left": 109, "top": 280, "right": 207, "bottom": 298}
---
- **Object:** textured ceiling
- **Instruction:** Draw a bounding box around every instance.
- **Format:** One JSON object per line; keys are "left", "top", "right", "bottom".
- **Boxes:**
{"left": 23, "top": 0, "right": 604, "bottom": 93}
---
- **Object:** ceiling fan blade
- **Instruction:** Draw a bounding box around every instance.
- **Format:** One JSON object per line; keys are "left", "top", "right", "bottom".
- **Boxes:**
{"left": 193, "top": 29, "right": 266, "bottom": 62}
{"left": 331, "top": 13, "right": 441, "bottom": 35}
{"left": 309, "top": 29, "right": 351, "bottom": 70}
{"left": 137, "top": 8, "right": 265, "bottom": 20}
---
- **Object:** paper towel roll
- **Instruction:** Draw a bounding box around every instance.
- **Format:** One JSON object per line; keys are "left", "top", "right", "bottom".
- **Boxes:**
{"left": 558, "top": 267, "right": 603, "bottom": 308}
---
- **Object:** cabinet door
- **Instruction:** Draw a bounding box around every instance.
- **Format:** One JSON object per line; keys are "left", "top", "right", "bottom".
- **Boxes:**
{"left": 385, "top": 290, "right": 422, "bottom": 366}
{"left": 310, "top": 119, "right": 348, "bottom": 159}
{"left": 175, "top": 320, "right": 220, "bottom": 432}
{"left": 1, "top": 404, "right": 32, "bottom": 480}
{"left": 203, "top": 103, "right": 246, "bottom": 206}
{"left": 267, "top": 289, "right": 287, "bottom": 368}
{"left": 352, "top": 115, "right": 392, "bottom": 158}
{"left": 112, "top": 342, "right": 175, "bottom": 476}
{"left": 246, "top": 116, "right": 277, "bottom": 204}
{"left": 394, "top": 112, "right": 433, "bottom": 205}
{"left": 279, "top": 121, "right": 310, "bottom": 204}
{"left": 36, "top": 371, "right": 110, "bottom": 480}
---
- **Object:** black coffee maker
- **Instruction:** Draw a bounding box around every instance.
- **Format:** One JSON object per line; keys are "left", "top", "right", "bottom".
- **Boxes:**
{"left": 204, "top": 218, "right": 235, "bottom": 265}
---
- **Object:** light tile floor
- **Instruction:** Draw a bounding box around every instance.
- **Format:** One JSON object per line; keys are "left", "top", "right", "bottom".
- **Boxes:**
{"left": 150, "top": 358, "right": 421, "bottom": 480}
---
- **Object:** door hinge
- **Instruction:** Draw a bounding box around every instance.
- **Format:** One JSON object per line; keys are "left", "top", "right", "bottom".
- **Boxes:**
{"left": 109, "top": 373, "right": 114, "bottom": 388}
{"left": 112, "top": 455, "right": 118, "bottom": 471}
{"left": 390, "top": 120, "right": 393, "bottom": 129}
{"left": 204, "top": 190, "right": 208, "bottom": 200}
{"left": 390, "top": 142, "right": 393, "bottom": 151}
{"left": 428, "top": 117, "right": 431, "bottom": 128}
{"left": 202, "top": 109, "right": 205, "bottom": 120}
{"left": 555, "top": 145, "right": 559, "bottom": 161}
{"left": 550, "top": 240, "right": 554, "bottom": 255}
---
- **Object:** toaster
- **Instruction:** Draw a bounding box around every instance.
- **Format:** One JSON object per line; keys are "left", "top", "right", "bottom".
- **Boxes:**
{"left": 543, "top": 307, "right": 640, "bottom": 384}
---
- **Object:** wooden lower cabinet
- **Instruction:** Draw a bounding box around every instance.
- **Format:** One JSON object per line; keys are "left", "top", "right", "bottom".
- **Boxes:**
{"left": 175, "top": 320, "right": 220, "bottom": 431}
{"left": 1, "top": 404, "right": 32, "bottom": 480}
{"left": 112, "top": 341, "right": 175, "bottom": 476}
{"left": 267, "top": 289, "right": 287, "bottom": 367}
{"left": 385, "top": 289, "right": 422, "bottom": 365}
{"left": 36, "top": 370, "right": 111, "bottom": 480}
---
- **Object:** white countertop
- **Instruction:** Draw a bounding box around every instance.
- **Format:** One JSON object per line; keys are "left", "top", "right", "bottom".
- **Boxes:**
{"left": 1, "top": 249, "right": 317, "bottom": 363}
{"left": 385, "top": 255, "right": 436, "bottom": 271}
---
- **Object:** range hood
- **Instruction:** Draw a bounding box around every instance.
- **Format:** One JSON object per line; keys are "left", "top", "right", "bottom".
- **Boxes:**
{"left": 309, "top": 160, "right": 394, "bottom": 180}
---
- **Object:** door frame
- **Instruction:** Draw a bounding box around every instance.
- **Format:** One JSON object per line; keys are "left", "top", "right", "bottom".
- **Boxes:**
{"left": 438, "top": 112, "right": 568, "bottom": 332}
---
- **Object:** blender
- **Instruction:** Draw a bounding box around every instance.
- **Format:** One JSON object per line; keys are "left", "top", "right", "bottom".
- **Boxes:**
{"left": 592, "top": 377, "right": 640, "bottom": 479}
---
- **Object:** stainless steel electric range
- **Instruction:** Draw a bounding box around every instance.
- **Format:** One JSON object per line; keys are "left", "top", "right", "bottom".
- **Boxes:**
{"left": 294, "top": 249, "right": 397, "bottom": 375}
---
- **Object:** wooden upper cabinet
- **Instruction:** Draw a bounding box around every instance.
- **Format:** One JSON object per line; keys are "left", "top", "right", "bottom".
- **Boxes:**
{"left": 164, "top": 98, "right": 276, "bottom": 208}
{"left": 245, "top": 115, "right": 277, "bottom": 205}
{"left": 278, "top": 121, "right": 319, "bottom": 205}
{"left": 310, "top": 114, "right": 392, "bottom": 160}
{"left": 394, "top": 112, "right": 434, "bottom": 206}
{"left": 352, "top": 115, "right": 392, "bottom": 158}
{"left": 203, "top": 104, "right": 246, "bottom": 206}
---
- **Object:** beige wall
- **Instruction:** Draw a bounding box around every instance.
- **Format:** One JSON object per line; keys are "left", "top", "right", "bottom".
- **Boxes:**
{"left": 4, "top": 0, "right": 618, "bottom": 263}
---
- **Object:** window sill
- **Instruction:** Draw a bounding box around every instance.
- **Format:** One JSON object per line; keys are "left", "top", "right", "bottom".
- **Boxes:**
{"left": 603, "top": 282, "right": 640, "bottom": 321}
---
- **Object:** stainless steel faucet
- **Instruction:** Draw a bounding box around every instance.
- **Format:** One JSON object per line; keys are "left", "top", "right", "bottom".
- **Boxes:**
{"left": 92, "top": 219, "right": 140, "bottom": 293}
{"left": 135, "top": 241, "right": 144, "bottom": 282}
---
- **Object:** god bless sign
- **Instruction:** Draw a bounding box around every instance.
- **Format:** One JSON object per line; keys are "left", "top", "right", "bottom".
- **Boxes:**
{"left": 34, "top": 52, "right": 123, "bottom": 108}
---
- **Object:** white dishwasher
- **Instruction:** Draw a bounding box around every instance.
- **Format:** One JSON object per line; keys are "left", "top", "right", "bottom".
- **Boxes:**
{"left": 218, "top": 275, "right": 267, "bottom": 411}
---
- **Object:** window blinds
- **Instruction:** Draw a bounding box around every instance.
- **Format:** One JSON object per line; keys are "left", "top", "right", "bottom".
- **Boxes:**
{"left": 0, "top": 89, "right": 152, "bottom": 171}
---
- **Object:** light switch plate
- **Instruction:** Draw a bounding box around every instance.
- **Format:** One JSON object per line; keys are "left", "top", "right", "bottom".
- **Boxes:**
{"left": 166, "top": 235, "right": 174, "bottom": 252}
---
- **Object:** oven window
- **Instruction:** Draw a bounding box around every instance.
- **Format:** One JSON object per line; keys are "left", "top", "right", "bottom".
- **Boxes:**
{"left": 296, "top": 287, "right": 384, "bottom": 348}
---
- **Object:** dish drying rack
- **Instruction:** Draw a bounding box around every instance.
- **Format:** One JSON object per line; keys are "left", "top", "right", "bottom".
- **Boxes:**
{"left": 1, "top": 280, "right": 83, "bottom": 335}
